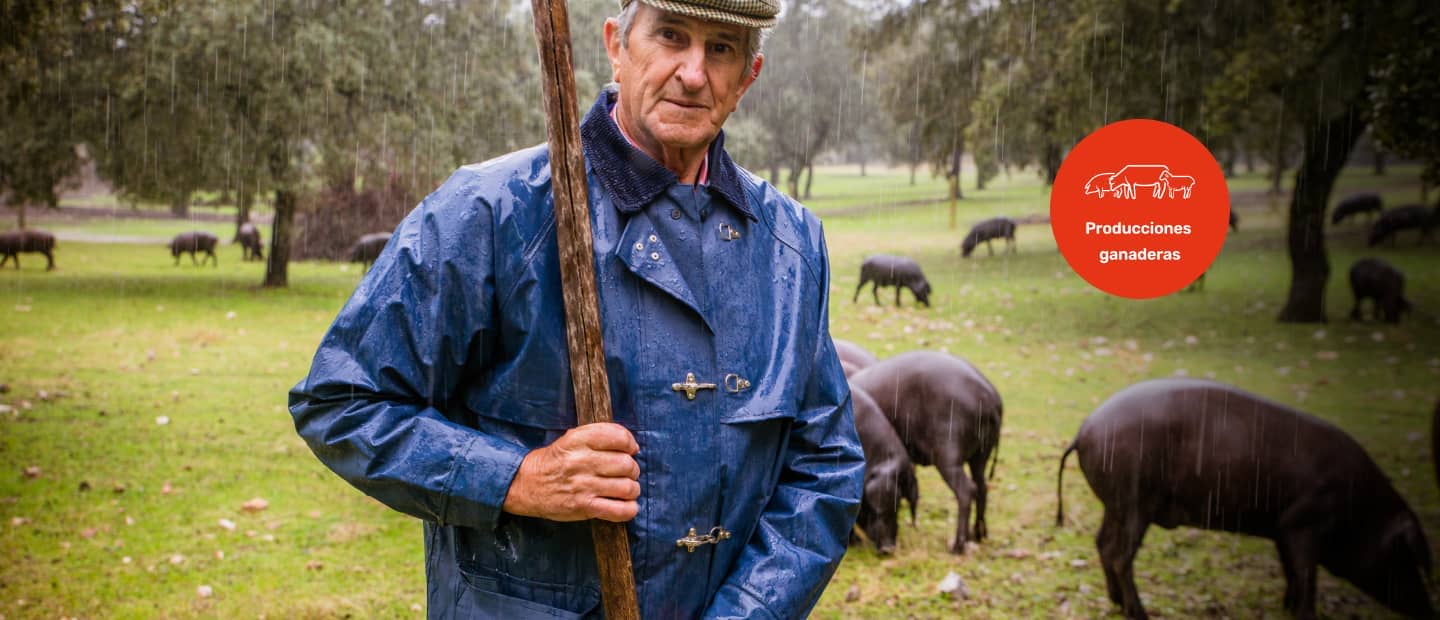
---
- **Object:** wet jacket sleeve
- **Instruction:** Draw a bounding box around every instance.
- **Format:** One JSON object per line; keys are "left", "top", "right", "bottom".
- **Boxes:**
{"left": 706, "top": 228, "right": 865, "bottom": 620}
{"left": 288, "top": 171, "right": 525, "bottom": 531}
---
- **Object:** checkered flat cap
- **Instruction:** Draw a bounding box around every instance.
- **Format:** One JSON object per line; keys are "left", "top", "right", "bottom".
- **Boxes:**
{"left": 621, "top": 0, "right": 779, "bottom": 28}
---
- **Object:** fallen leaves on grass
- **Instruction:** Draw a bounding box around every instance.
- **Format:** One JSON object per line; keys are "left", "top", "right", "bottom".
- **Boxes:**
{"left": 218, "top": 518, "right": 236, "bottom": 531}
{"left": 22, "top": 466, "right": 40, "bottom": 479}
{"left": 241, "top": 497, "right": 269, "bottom": 513}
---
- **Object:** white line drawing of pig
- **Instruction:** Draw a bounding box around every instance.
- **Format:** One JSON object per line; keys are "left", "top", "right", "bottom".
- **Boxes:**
{"left": 1108, "top": 164, "right": 1172, "bottom": 199}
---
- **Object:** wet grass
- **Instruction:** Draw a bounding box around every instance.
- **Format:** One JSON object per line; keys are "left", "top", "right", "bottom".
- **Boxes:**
{"left": 0, "top": 164, "right": 1436, "bottom": 618}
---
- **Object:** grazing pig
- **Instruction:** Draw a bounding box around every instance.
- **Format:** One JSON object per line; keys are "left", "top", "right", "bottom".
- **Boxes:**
{"left": 0, "top": 229, "right": 56, "bottom": 271}
{"left": 960, "top": 217, "right": 1017, "bottom": 258}
{"left": 850, "top": 351, "right": 1002, "bottom": 554}
{"left": 235, "top": 223, "right": 264, "bottom": 261}
{"left": 168, "top": 231, "right": 218, "bottom": 266}
{"left": 347, "top": 232, "right": 392, "bottom": 272}
{"left": 1332, "top": 192, "right": 1383, "bottom": 226}
{"left": 850, "top": 385, "right": 919, "bottom": 556}
{"left": 1368, "top": 205, "right": 1436, "bottom": 246}
{"left": 1349, "top": 257, "right": 1410, "bottom": 323}
{"left": 1056, "top": 378, "right": 1432, "bottom": 620}
{"left": 853, "top": 254, "right": 931, "bottom": 307}
{"left": 833, "top": 338, "right": 879, "bottom": 378}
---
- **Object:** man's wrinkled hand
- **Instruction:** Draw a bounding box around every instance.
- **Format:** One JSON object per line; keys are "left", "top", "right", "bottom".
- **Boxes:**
{"left": 503, "top": 422, "right": 641, "bottom": 523}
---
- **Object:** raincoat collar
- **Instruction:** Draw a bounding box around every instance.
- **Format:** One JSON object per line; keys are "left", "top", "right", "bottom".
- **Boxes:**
{"left": 580, "top": 89, "right": 754, "bottom": 221}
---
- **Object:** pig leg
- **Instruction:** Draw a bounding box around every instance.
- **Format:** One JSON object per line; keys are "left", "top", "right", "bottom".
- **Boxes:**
{"left": 1096, "top": 508, "right": 1150, "bottom": 619}
{"left": 43, "top": 250, "right": 54, "bottom": 271}
{"left": 1275, "top": 533, "right": 1318, "bottom": 619}
{"left": 853, "top": 276, "right": 867, "bottom": 303}
{"left": 872, "top": 281, "right": 881, "bottom": 306}
{"left": 0, "top": 253, "right": 12, "bottom": 269}
{"left": 967, "top": 451, "right": 989, "bottom": 541}
{"left": 936, "top": 461, "right": 976, "bottom": 553}
{"left": 894, "top": 286, "right": 902, "bottom": 308}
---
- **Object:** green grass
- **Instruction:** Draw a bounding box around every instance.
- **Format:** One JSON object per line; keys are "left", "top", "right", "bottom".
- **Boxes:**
{"left": 1, "top": 164, "right": 1437, "bottom": 618}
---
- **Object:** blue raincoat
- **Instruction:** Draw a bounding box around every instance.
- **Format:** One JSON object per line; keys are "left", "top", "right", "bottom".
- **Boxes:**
{"left": 290, "top": 90, "right": 864, "bottom": 619}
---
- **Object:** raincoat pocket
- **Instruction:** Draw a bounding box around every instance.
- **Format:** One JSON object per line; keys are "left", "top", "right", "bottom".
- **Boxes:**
{"left": 455, "top": 563, "right": 600, "bottom": 619}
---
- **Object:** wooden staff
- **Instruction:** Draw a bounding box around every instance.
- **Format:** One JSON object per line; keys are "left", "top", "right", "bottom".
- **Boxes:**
{"left": 529, "top": 1, "right": 640, "bottom": 618}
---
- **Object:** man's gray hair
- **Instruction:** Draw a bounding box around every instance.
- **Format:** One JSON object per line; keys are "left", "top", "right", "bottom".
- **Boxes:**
{"left": 616, "top": 1, "right": 768, "bottom": 66}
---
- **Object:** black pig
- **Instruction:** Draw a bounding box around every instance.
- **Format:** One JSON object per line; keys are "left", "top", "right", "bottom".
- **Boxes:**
{"left": 1349, "top": 257, "right": 1410, "bottom": 323}
{"left": 236, "top": 223, "right": 264, "bottom": 262}
{"left": 850, "top": 385, "right": 919, "bottom": 556}
{"left": 1368, "top": 205, "right": 1436, "bottom": 246}
{"left": 0, "top": 229, "right": 56, "bottom": 271}
{"left": 960, "top": 217, "right": 1017, "bottom": 258}
{"left": 853, "top": 254, "right": 931, "bottom": 307}
{"left": 1332, "top": 192, "right": 1383, "bottom": 226}
{"left": 347, "top": 232, "right": 392, "bottom": 272}
{"left": 1057, "top": 378, "right": 1432, "bottom": 620}
{"left": 168, "top": 231, "right": 218, "bottom": 267}
{"left": 850, "top": 351, "right": 1002, "bottom": 553}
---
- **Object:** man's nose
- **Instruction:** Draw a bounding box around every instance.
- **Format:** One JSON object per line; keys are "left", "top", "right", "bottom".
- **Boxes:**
{"left": 674, "top": 45, "right": 706, "bottom": 91}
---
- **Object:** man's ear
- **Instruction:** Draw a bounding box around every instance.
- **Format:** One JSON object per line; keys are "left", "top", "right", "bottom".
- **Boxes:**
{"left": 603, "top": 18, "right": 624, "bottom": 82}
{"left": 737, "top": 53, "right": 763, "bottom": 99}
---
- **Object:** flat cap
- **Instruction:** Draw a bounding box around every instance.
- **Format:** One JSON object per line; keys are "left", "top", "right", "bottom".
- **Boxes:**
{"left": 620, "top": 0, "right": 779, "bottom": 29}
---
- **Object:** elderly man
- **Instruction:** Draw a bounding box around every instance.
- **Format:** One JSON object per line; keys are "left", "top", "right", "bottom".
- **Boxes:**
{"left": 289, "top": 0, "right": 863, "bottom": 617}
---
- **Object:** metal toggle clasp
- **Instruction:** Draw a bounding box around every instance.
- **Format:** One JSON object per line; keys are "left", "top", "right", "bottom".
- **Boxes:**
{"left": 723, "top": 373, "right": 751, "bottom": 393}
{"left": 671, "top": 372, "right": 717, "bottom": 400}
{"left": 718, "top": 223, "right": 741, "bottom": 241}
{"left": 676, "top": 526, "right": 731, "bottom": 553}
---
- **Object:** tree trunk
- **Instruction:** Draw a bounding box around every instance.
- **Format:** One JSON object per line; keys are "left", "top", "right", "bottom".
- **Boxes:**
{"left": 171, "top": 188, "right": 190, "bottom": 218}
{"left": 1044, "top": 142, "right": 1061, "bottom": 186}
{"left": 803, "top": 162, "right": 814, "bottom": 200}
{"left": 17, "top": 203, "right": 26, "bottom": 229}
{"left": 787, "top": 162, "right": 801, "bottom": 199}
{"left": 1244, "top": 147, "right": 1255, "bottom": 174}
{"left": 1223, "top": 147, "right": 1237, "bottom": 178}
{"left": 1269, "top": 138, "right": 1287, "bottom": 196}
{"left": 951, "top": 138, "right": 964, "bottom": 200}
{"left": 1373, "top": 147, "right": 1386, "bottom": 176}
{"left": 264, "top": 189, "right": 296, "bottom": 288}
{"left": 908, "top": 123, "right": 920, "bottom": 186}
{"left": 1277, "top": 100, "right": 1367, "bottom": 323}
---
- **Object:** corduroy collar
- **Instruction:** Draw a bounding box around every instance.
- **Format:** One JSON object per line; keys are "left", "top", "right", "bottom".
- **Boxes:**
{"left": 580, "top": 89, "right": 754, "bottom": 220}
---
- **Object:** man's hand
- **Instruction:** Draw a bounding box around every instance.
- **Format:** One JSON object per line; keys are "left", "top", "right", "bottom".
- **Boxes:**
{"left": 503, "top": 422, "right": 641, "bottom": 523}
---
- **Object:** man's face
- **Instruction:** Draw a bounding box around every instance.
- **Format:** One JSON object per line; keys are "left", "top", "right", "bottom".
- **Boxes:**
{"left": 604, "top": 4, "right": 763, "bottom": 154}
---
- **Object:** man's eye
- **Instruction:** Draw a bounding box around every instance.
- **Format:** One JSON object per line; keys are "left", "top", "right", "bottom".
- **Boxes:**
{"left": 710, "top": 43, "right": 733, "bottom": 55}
{"left": 660, "top": 29, "right": 678, "bottom": 41}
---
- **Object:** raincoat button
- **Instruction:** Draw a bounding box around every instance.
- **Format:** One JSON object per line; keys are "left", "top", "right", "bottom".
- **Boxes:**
{"left": 670, "top": 208, "right": 682, "bottom": 220}
{"left": 634, "top": 242, "right": 644, "bottom": 251}
{"left": 650, "top": 252, "right": 661, "bottom": 261}
{"left": 649, "top": 234, "right": 658, "bottom": 243}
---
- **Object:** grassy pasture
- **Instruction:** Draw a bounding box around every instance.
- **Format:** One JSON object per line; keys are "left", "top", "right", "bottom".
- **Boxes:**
{"left": 0, "top": 164, "right": 1437, "bottom": 618}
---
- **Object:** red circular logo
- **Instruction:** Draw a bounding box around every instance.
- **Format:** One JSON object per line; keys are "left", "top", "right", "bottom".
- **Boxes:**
{"left": 1050, "top": 119, "right": 1229, "bottom": 299}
